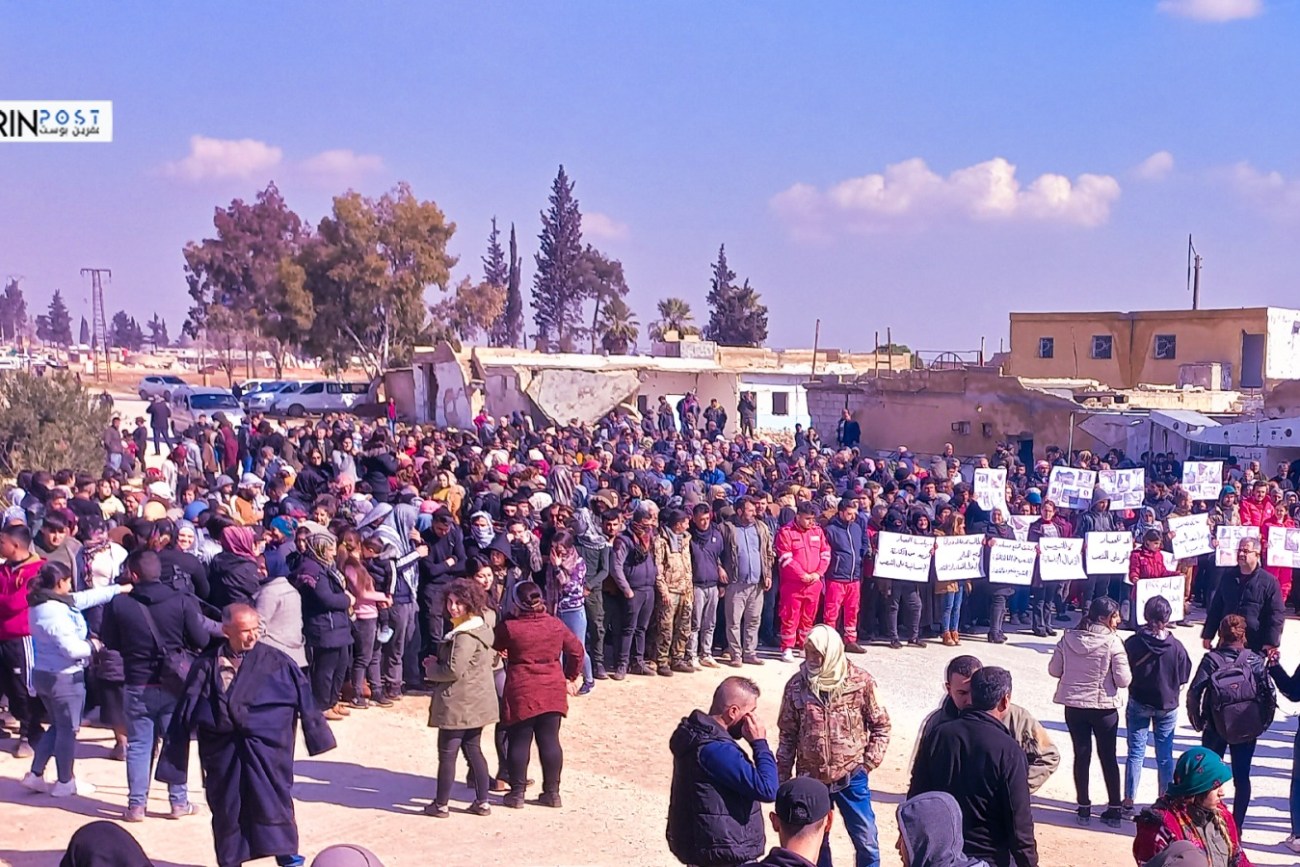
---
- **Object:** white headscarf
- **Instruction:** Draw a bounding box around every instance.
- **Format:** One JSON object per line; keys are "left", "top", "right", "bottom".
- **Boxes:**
{"left": 804, "top": 624, "right": 849, "bottom": 699}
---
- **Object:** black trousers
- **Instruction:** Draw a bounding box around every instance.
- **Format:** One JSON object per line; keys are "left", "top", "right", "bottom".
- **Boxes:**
{"left": 1030, "top": 583, "right": 1063, "bottom": 631}
{"left": 0, "top": 637, "right": 35, "bottom": 739}
{"left": 584, "top": 587, "right": 606, "bottom": 669}
{"left": 507, "top": 712, "right": 564, "bottom": 796}
{"left": 1079, "top": 574, "right": 1112, "bottom": 612}
{"left": 617, "top": 588, "right": 654, "bottom": 667}
{"left": 886, "top": 588, "right": 922, "bottom": 641}
{"left": 987, "top": 590, "right": 1012, "bottom": 639}
{"left": 1065, "top": 706, "right": 1121, "bottom": 808}
{"left": 437, "top": 727, "right": 489, "bottom": 805}
{"left": 308, "top": 644, "right": 351, "bottom": 712}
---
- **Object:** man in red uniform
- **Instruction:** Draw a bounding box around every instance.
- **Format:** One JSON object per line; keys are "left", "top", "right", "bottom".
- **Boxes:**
{"left": 774, "top": 503, "right": 831, "bottom": 663}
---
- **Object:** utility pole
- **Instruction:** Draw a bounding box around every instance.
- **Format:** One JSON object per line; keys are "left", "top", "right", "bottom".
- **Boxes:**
{"left": 1187, "top": 235, "right": 1202, "bottom": 310}
{"left": 81, "top": 267, "right": 111, "bottom": 382}
{"left": 810, "top": 318, "right": 821, "bottom": 379}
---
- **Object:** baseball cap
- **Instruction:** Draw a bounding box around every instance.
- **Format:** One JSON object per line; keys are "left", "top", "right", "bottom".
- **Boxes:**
{"left": 774, "top": 777, "right": 831, "bottom": 827}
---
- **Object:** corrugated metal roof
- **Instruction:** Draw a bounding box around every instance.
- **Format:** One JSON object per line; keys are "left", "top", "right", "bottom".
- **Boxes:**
{"left": 1150, "top": 409, "right": 1222, "bottom": 431}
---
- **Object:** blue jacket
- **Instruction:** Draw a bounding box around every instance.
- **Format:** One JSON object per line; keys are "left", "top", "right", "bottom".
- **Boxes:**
{"left": 30, "top": 585, "right": 120, "bottom": 674}
{"left": 824, "top": 516, "right": 866, "bottom": 582}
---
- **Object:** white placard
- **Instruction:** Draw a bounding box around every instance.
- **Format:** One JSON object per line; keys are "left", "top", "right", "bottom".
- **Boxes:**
{"left": 988, "top": 539, "right": 1038, "bottom": 586}
{"left": 1266, "top": 526, "right": 1300, "bottom": 570}
{"left": 1047, "top": 467, "right": 1097, "bottom": 511}
{"left": 1134, "top": 575, "right": 1186, "bottom": 626}
{"left": 1085, "top": 531, "right": 1133, "bottom": 574}
{"left": 1183, "top": 461, "right": 1224, "bottom": 502}
{"left": 1038, "top": 537, "right": 1085, "bottom": 582}
{"left": 1216, "top": 526, "right": 1261, "bottom": 567}
{"left": 934, "top": 535, "right": 984, "bottom": 580}
{"left": 974, "top": 468, "right": 1009, "bottom": 518}
{"left": 1098, "top": 468, "right": 1144, "bottom": 511}
{"left": 1168, "top": 513, "right": 1213, "bottom": 560}
{"left": 873, "top": 532, "right": 934, "bottom": 583}
{"left": 1009, "top": 515, "right": 1034, "bottom": 542}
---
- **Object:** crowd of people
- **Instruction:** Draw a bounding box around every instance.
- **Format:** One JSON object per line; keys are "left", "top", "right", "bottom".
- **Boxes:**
{"left": 2, "top": 391, "right": 1300, "bottom": 865}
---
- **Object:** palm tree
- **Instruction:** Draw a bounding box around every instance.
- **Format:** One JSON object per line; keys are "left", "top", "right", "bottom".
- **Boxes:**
{"left": 597, "top": 297, "right": 640, "bottom": 355}
{"left": 649, "top": 297, "right": 697, "bottom": 341}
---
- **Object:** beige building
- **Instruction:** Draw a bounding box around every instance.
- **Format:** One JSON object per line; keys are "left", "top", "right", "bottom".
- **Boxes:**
{"left": 1007, "top": 307, "right": 1300, "bottom": 391}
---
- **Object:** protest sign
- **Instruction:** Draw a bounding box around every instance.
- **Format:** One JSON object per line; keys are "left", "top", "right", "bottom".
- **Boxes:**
{"left": 1182, "top": 461, "right": 1224, "bottom": 502}
{"left": 1134, "top": 575, "right": 1185, "bottom": 625}
{"left": 873, "top": 532, "right": 933, "bottom": 583}
{"left": 988, "top": 539, "right": 1037, "bottom": 586}
{"left": 974, "top": 468, "right": 1009, "bottom": 518}
{"left": 1215, "top": 526, "right": 1261, "bottom": 567}
{"left": 933, "top": 535, "right": 984, "bottom": 580}
{"left": 1008, "top": 516, "right": 1034, "bottom": 542}
{"left": 1038, "top": 537, "right": 1085, "bottom": 582}
{"left": 1047, "top": 467, "right": 1097, "bottom": 511}
{"left": 1098, "top": 468, "right": 1144, "bottom": 511}
{"left": 1168, "top": 513, "right": 1212, "bottom": 560}
{"left": 1266, "top": 526, "right": 1300, "bottom": 570}
{"left": 1085, "top": 531, "right": 1132, "bottom": 574}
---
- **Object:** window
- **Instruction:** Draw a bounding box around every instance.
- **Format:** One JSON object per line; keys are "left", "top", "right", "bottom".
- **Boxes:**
{"left": 771, "top": 391, "right": 789, "bottom": 416}
{"left": 636, "top": 395, "right": 649, "bottom": 415}
{"left": 326, "top": 382, "right": 342, "bottom": 394}
{"left": 1154, "top": 334, "right": 1177, "bottom": 360}
{"left": 1038, "top": 337, "right": 1054, "bottom": 359}
{"left": 300, "top": 383, "right": 324, "bottom": 395}
{"left": 1091, "top": 335, "right": 1113, "bottom": 359}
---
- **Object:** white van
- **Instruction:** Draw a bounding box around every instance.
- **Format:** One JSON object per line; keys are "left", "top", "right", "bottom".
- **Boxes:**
{"left": 171, "top": 387, "right": 247, "bottom": 429}
{"left": 268, "top": 380, "right": 371, "bottom": 417}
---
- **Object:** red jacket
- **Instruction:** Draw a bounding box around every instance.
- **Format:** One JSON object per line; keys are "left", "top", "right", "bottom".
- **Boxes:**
{"left": 774, "top": 522, "right": 831, "bottom": 585}
{"left": 0, "top": 555, "right": 45, "bottom": 642}
{"left": 493, "top": 610, "right": 584, "bottom": 727}
{"left": 1128, "top": 547, "right": 1176, "bottom": 583}
{"left": 1239, "top": 497, "right": 1275, "bottom": 528}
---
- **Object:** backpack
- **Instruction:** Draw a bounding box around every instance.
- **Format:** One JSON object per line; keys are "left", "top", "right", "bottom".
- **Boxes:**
{"left": 1207, "top": 652, "right": 1275, "bottom": 745}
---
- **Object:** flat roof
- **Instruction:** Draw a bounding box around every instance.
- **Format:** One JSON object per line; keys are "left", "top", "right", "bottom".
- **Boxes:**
{"left": 1010, "top": 306, "right": 1299, "bottom": 321}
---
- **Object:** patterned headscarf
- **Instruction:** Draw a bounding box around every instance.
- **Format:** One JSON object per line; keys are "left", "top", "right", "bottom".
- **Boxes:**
{"left": 221, "top": 526, "right": 257, "bottom": 560}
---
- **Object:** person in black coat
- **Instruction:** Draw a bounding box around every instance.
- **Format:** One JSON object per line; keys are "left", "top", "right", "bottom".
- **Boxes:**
{"left": 293, "top": 448, "right": 335, "bottom": 505}
{"left": 358, "top": 434, "right": 398, "bottom": 504}
{"left": 292, "top": 531, "right": 354, "bottom": 719}
{"left": 908, "top": 666, "right": 1038, "bottom": 867}
{"left": 157, "top": 604, "right": 335, "bottom": 867}
{"left": 419, "top": 512, "right": 466, "bottom": 646}
{"left": 1201, "top": 536, "right": 1283, "bottom": 654}
{"left": 206, "top": 524, "right": 262, "bottom": 610}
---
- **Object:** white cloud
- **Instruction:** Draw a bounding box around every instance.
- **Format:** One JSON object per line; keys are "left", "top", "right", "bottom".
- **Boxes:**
{"left": 1227, "top": 161, "right": 1300, "bottom": 216}
{"left": 298, "top": 149, "right": 385, "bottom": 185}
{"left": 1157, "top": 0, "right": 1262, "bottom": 22}
{"left": 1134, "top": 150, "right": 1175, "bottom": 181}
{"left": 163, "top": 135, "right": 283, "bottom": 182}
{"left": 771, "top": 157, "right": 1121, "bottom": 237}
{"left": 584, "top": 211, "right": 629, "bottom": 241}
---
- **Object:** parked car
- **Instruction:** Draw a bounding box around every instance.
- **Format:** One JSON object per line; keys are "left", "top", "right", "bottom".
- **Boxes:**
{"left": 268, "top": 380, "right": 371, "bottom": 417}
{"left": 138, "top": 374, "right": 188, "bottom": 401}
{"left": 243, "top": 380, "right": 302, "bottom": 411}
{"left": 170, "top": 386, "right": 247, "bottom": 429}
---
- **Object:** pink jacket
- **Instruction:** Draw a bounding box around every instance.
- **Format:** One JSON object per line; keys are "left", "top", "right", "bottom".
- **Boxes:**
{"left": 774, "top": 522, "right": 831, "bottom": 585}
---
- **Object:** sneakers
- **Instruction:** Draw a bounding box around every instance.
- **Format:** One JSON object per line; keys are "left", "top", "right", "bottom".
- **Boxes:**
{"left": 423, "top": 802, "right": 450, "bottom": 818}
{"left": 468, "top": 800, "right": 491, "bottom": 816}
{"left": 349, "top": 698, "right": 369, "bottom": 710}
{"left": 1284, "top": 835, "right": 1300, "bottom": 854}
{"left": 577, "top": 682, "right": 594, "bottom": 695}
{"left": 671, "top": 661, "right": 695, "bottom": 674}
{"left": 1100, "top": 807, "right": 1123, "bottom": 828}
{"left": 376, "top": 626, "right": 394, "bottom": 644}
{"left": 593, "top": 664, "right": 609, "bottom": 680}
{"left": 908, "top": 639, "right": 927, "bottom": 649}
{"left": 699, "top": 656, "right": 719, "bottom": 669}
{"left": 20, "top": 771, "right": 49, "bottom": 793}
{"left": 50, "top": 778, "right": 95, "bottom": 798}
{"left": 371, "top": 693, "right": 394, "bottom": 708}
{"left": 123, "top": 805, "right": 146, "bottom": 823}
{"left": 1076, "top": 806, "right": 1091, "bottom": 826}
{"left": 780, "top": 649, "right": 795, "bottom": 663}
{"left": 169, "top": 802, "right": 200, "bottom": 820}
{"left": 844, "top": 642, "right": 867, "bottom": 654}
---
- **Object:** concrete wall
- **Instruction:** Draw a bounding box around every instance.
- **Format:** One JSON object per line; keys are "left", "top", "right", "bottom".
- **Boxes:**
{"left": 1267, "top": 308, "right": 1300, "bottom": 381}
{"left": 1008, "top": 309, "right": 1271, "bottom": 389}
{"left": 639, "top": 369, "right": 739, "bottom": 433}
{"left": 808, "top": 369, "right": 1103, "bottom": 458}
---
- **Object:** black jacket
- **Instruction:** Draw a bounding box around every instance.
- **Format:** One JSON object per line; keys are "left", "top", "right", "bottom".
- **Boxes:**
{"left": 1201, "top": 566, "right": 1284, "bottom": 652}
{"left": 1187, "top": 645, "right": 1276, "bottom": 734}
{"left": 740, "top": 849, "right": 818, "bottom": 867}
{"left": 100, "top": 581, "right": 211, "bottom": 686}
{"left": 359, "top": 449, "right": 398, "bottom": 503}
{"left": 291, "top": 557, "right": 353, "bottom": 649}
{"left": 157, "top": 547, "right": 210, "bottom": 603}
{"left": 667, "top": 710, "right": 768, "bottom": 867}
{"left": 421, "top": 524, "right": 466, "bottom": 585}
{"left": 207, "top": 551, "right": 261, "bottom": 610}
{"left": 908, "top": 710, "right": 1038, "bottom": 867}
{"left": 1124, "top": 628, "right": 1192, "bottom": 712}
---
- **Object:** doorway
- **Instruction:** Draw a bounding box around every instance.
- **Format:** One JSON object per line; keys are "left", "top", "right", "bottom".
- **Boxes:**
{"left": 1241, "top": 333, "right": 1265, "bottom": 389}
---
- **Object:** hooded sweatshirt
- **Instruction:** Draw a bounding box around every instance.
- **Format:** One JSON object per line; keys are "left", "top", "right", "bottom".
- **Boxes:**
{"left": 1124, "top": 626, "right": 1192, "bottom": 711}
{"left": 896, "top": 791, "right": 990, "bottom": 867}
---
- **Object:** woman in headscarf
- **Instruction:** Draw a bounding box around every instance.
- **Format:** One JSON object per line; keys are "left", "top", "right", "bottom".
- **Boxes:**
{"left": 292, "top": 528, "right": 355, "bottom": 721}
{"left": 464, "top": 510, "right": 498, "bottom": 564}
{"left": 1133, "top": 747, "right": 1251, "bottom": 866}
{"left": 545, "top": 529, "right": 592, "bottom": 694}
{"left": 59, "top": 820, "right": 154, "bottom": 867}
{"left": 428, "top": 469, "right": 465, "bottom": 520}
{"left": 492, "top": 581, "right": 584, "bottom": 809}
{"left": 1133, "top": 506, "right": 1165, "bottom": 544}
{"left": 207, "top": 522, "right": 262, "bottom": 609}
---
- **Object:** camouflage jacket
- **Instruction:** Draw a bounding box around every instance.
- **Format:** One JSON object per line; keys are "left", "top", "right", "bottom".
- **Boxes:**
{"left": 776, "top": 664, "right": 891, "bottom": 784}
{"left": 653, "top": 531, "right": 693, "bottom": 596}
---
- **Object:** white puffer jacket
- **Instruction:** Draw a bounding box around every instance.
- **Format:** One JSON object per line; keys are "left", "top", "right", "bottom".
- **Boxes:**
{"left": 1048, "top": 624, "right": 1132, "bottom": 710}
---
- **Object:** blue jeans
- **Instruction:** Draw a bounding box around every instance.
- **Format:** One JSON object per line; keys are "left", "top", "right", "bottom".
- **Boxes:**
{"left": 938, "top": 587, "right": 964, "bottom": 633}
{"left": 125, "top": 684, "right": 190, "bottom": 808}
{"left": 30, "top": 670, "right": 85, "bottom": 784}
{"left": 1291, "top": 731, "right": 1300, "bottom": 835}
{"left": 1124, "top": 700, "right": 1176, "bottom": 802}
{"left": 558, "top": 607, "right": 593, "bottom": 685}
{"left": 818, "top": 767, "right": 879, "bottom": 867}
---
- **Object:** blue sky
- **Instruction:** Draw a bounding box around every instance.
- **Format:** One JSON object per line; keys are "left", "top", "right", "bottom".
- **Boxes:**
{"left": 3, "top": 0, "right": 1298, "bottom": 354}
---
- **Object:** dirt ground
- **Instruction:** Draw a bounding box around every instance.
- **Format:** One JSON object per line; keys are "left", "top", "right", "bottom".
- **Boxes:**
{"left": 2, "top": 617, "right": 1299, "bottom": 867}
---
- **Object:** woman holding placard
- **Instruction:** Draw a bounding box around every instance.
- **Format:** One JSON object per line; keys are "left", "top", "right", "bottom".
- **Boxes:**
{"left": 1027, "top": 499, "right": 1071, "bottom": 638}
{"left": 933, "top": 511, "right": 967, "bottom": 647}
{"left": 1261, "top": 504, "right": 1295, "bottom": 605}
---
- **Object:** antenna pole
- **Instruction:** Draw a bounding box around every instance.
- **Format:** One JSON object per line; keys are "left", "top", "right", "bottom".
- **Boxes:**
{"left": 81, "top": 268, "right": 112, "bottom": 382}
